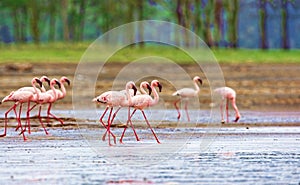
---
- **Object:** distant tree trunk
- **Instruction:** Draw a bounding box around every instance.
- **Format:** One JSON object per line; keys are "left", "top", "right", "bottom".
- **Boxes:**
{"left": 137, "top": 0, "right": 144, "bottom": 48}
{"left": 214, "top": 0, "right": 222, "bottom": 47}
{"left": 61, "top": 0, "right": 69, "bottom": 41}
{"left": 176, "top": 0, "right": 184, "bottom": 46}
{"left": 184, "top": 0, "right": 192, "bottom": 47}
{"left": 204, "top": 0, "right": 214, "bottom": 47}
{"left": 48, "top": 0, "right": 57, "bottom": 42}
{"left": 194, "top": 0, "right": 204, "bottom": 42}
{"left": 20, "top": 5, "right": 28, "bottom": 43}
{"left": 259, "top": 0, "right": 268, "bottom": 49}
{"left": 11, "top": 8, "right": 21, "bottom": 43}
{"left": 78, "top": 0, "right": 86, "bottom": 41}
{"left": 29, "top": 0, "right": 41, "bottom": 45}
{"left": 127, "top": 1, "right": 134, "bottom": 45}
{"left": 226, "top": 0, "right": 239, "bottom": 48}
{"left": 281, "top": 0, "right": 289, "bottom": 49}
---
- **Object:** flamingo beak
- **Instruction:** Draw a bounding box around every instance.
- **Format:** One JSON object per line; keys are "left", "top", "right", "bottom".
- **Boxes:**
{"left": 44, "top": 77, "right": 51, "bottom": 86}
{"left": 65, "top": 78, "right": 71, "bottom": 86}
{"left": 158, "top": 83, "right": 162, "bottom": 92}
{"left": 147, "top": 84, "right": 152, "bottom": 95}
{"left": 36, "top": 79, "right": 43, "bottom": 88}
{"left": 198, "top": 78, "right": 203, "bottom": 85}
{"left": 55, "top": 80, "right": 61, "bottom": 88}
{"left": 132, "top": 85, "right": 138, "bottom": 96}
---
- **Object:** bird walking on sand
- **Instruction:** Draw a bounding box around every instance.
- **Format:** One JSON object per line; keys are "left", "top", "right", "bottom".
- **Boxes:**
{"left": 109, "top": 81, "right": 152, "bottom": 142}
{"left": 26, "top": 78, "right": 61, "bottom": 135}
{"left": 1, "top": 77, "right": 42, "bottom": 140}
{"left": 44, "top": 76, "right": 70, "bottom": 125}
{"left": 213, "top": 87, "right": 241, "bottom": 123}
{"left": 93, "top": 81, "right": 137, "bottom": 146}
{"left": 172, "top": 76, "right": 202, "bottom": 122}
{"left": 120, "top": 80, "right": 162, "bottom": 144}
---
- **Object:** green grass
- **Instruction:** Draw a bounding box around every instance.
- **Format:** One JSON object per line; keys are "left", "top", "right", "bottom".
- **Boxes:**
{"left": 0, "top": 42, "right": 299, "bottom": 64}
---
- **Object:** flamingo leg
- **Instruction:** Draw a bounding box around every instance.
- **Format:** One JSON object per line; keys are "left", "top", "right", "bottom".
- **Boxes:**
{"left": 47, "top": 103, "right": 64, "bottom": 125}
{"left": 15, "top": 103, "right": 23, "bottom": 131}
{"left": 100, "top": 107, "right": 116, "bottom": 143}
{"left": 231, "top": 98, "right": 240, "bottom": 122}
{"left": 173, "top": 99, "right": 181, "bottom": 120}
{"left": 25, "top": 101, "right": 33, "bottom": 134}
{"left": 1, "top": 104, "right": 16, "bottom": 137}
{"left": 220, "top": 99, "right": 225, "bottom": 123}
{"left": 184, "top": 100, "right": 190, "bottom": 122}
{"left": 226, "top": 99, "right": 229, "bottom": 123}
{"left": 15, "top": 106, "right": 27, "bottom": 141}
{"left": 119, "top": 108, "right": 140, "bottom": 143}
{"left": 37, "top": 105, "right": 49, "bottom": 135}
{"left": 103, "top": 107, "right": 121, "bottom": 138}
{"left": 106, "top": 107, "right": 116, "bottom": 146}
{"left": 140, "top": 110, "right": 160, "bottom": 143}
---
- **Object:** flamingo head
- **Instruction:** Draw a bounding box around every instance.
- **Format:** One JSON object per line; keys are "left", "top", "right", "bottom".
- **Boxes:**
{"left": 61, "top": 76, "right": 71, "bottom": 86}
{"left": 33, "top": 77, "right": 43, "bottom": 88}
{"left": 151, "top": 80, "right": 162, "bottom": 92}
{"left": 51, "top": 78, "right": 61, "bottom": 88}
{"left": 127, "top": 81, "right": 137, "bottom": 96}
{"left": 40, "top": 76, "right": 50, "bottom": 86}
{"left": 194, "top": 76, "right": 202, "bottom": 85}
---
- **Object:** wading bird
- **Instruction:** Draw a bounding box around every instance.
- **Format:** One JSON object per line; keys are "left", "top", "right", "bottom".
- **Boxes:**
{"left": 93, "top": 81, "right": 137, "bottom": 146}
{"left": 120, "top": 80, "right": 162, "bottom": 144}
{"left": 45, "top": 76, "right": 70, "bottom": 125}
{"left": 1, "top": 77, "right": 42, "bottom": 140}
{"left": 213, "top": 86, "right": 241, "bottom": 123}
{"left": 26, "top": 78, "right": 61, "bottom": 135}
{"left": 172, "top": 76, "right": 202, "bottom": 122}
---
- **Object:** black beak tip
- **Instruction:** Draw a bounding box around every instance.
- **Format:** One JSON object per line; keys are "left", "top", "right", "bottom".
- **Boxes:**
{"left": 65, "top": 78, "right": 71, "bottom": 86}
{"left": 133, "top": 85, "right": 137, "bottom": 96}
{"left": 158, "top": 83, "right": 162, "bottom": 92}
{"left": 56, "top": 80, "right": 61, "bottom": 88}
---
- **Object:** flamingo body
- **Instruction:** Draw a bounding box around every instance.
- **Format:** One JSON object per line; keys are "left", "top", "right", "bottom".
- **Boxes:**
{"left": 214, "top": 86, "right": 241, "bottom": 123}
{"left": 172, "top": 76, "right": 202, "bottom": 121}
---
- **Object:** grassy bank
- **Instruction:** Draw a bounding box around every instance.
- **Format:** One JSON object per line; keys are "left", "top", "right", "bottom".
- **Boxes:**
{"left": 0, "top": 42, "right": 299, "bottom": 64}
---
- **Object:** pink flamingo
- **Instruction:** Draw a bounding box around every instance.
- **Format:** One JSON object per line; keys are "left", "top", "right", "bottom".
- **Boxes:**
{"left": 172, "top": 76, "right": 202, "bottom": 122}
{"left": 120, "top": 80, "right": 162, "bottom": 144}
{"left": 1, "top": 77, "right": 42, "bottom": 140}
{"left": 44, "top": 76, "right": 70, "bottom": 125}
{"left": 93, "top": 81, "right": 137, "bottom": 146}
{"left": 108, "top": 81, "right": 152, "bottom": 142}
{"left": 214, "top": 87, "right": 241, "bottom": 123}
{"left": 26, "top": 78, "right": 61, "bottom": 135}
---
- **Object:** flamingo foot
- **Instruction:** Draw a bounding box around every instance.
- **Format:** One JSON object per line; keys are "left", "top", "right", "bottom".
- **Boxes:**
{"left": 234, "top": 116, "right": 240, "bottom": 122}
{"left": 221, "top": 120, "right": 225, "bottom": 124}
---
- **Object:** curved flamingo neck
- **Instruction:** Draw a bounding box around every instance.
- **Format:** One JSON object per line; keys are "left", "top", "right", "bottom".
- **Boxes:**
{"left": 60, "top": 82, "right": 67, "bottom": 97}
{"left": 150, "top": 83, "right": 159, "bottom": 105}
{"left": 193, "top": 79, "right": 200, "bottom": 94}
{"left": 50, "top": 82, "right": 57, "bottom": 101}
{"left": 125, "top": 82, "right": 133, "bottom": 105}
{"left": 32, "top": 79, "right": 39, "bottom": 100}
{"left": 140, "top": 82, "right": 148, "bottom": 94}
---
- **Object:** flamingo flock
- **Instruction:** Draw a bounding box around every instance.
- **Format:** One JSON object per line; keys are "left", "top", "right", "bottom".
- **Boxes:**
{"left": 93, "top": 77, "right": 241, "bottom": 146}
{"left": 0, "top": 76, "right": 70, "bottom": 140}
{"left": 0, "top": 75, "right": 241, "bottom": 144}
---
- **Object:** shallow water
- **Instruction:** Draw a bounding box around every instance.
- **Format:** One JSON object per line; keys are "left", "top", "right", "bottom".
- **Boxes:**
{"left": 0, "top": 109, "right": 299, "bottom": 184}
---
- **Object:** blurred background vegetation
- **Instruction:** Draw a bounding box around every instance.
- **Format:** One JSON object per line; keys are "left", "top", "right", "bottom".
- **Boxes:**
{"left": 0, "top": 0, "right": 299, "bottom": 63}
